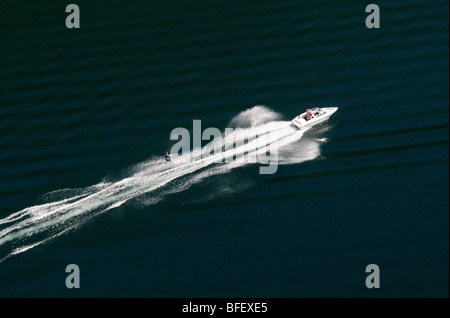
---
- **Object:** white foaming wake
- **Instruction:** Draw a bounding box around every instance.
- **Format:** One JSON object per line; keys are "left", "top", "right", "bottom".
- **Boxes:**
{"left": 229, "top": 105, "right": 282, "bottom": 128}
{"left": 0, "top": 106, "right": 322, "bottom": 262}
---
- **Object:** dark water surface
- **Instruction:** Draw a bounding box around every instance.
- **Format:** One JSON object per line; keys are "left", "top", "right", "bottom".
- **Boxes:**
{"left": 0, "top": 0, "right": 448, "bottom": 297}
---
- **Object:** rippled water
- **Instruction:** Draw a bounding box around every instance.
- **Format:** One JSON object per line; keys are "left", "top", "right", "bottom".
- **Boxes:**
{"left": 0, "top": 0, "right": 448, "bottom": 297}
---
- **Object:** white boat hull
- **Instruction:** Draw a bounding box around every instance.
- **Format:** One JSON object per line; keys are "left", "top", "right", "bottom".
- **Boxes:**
{"left": 291, "top": 107, "right": 338, "bottom": 130}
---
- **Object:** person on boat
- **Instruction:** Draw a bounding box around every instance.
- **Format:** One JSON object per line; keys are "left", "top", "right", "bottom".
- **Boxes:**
{"left": 306, "top": 109, "right": 313, "bottom": 120}
{"left": 165, "top": 152, "right": 172, "bottom": 162}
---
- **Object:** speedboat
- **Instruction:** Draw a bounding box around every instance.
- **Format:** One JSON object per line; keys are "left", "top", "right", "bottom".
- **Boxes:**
{"left": 291, "top": 107, "right": 338, "bottom": 130}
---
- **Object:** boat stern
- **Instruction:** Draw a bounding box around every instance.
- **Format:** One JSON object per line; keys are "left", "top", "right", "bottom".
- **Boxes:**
{"left": 291, "top": 115, "right": 306, "bottom": 129}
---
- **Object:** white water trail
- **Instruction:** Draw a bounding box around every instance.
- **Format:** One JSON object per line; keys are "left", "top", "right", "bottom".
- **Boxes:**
{"left": 0, "top": 106, "right": 322, "bottom": 262}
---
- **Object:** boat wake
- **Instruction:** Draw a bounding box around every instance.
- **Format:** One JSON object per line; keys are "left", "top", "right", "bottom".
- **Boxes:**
{"left": 0, "top": 106, "right": 322, "bottom": 262}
